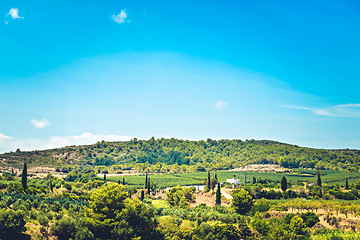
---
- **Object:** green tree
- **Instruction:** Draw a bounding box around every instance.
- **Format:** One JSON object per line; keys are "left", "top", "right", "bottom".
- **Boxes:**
{"left": 0, "top": 209, "right": 26, "bottom": 237}
{"left": 346, "top": 178, "right": 349, "bottom": 190}
{"left": 251, "top": 213, "right": 270, "bottom": 236}
{"left": 166, "top": 186, "right": 195, "bottom": 208}
{"left": 253, "top": 177, "right": 256, "bottom": 184}
{"left": 140, "top": 190, "right": 145, "bottom": 201}
{"left": 87, "top": 182, "right": 161, "bottom": 240}
{"left": 21, "top": 162, "right": 27, "bottom": 192}
{"left": 147, "top": 177, "right": 151, "bottom": 195}
{"left": 210, "top": 178, "right": 217, "bottom": 191}
{"left": 216, "top": 182, "right": 221, "bottom": 205}
{"left": 299, "top": 212, "right": 320, "bottom": 228}
{"left": 145, "top": 173, "right": 148, "bottom": 187}
{"left": 316, "top": 170, "right": 322, "bottom": 187}
{"left": 51, "top": 217, "right": 77, "bottom": 240}
{"left": 206, "top": 171, "right": 211, "bottom": 192}
{"left": 49, "top": 181, "right": 53, "bottom": 193}
{"left": 88, "top": 183, "right": 128, "bottom": 220}
{"left": 232, "top": 189, "right": 253, "bottom": 215}
{"left": 288, "top": 215, "right": 309, "bottom": 240}
{"left": 281, "top": 176, "right": 287, "bottom": 192}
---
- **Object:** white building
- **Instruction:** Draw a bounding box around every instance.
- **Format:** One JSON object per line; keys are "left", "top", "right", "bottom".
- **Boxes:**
{"left": 226, "top": 178, "right": 240, "bottom": 185}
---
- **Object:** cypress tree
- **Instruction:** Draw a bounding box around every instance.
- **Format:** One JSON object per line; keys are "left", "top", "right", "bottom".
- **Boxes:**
{"left": 49, "top": 181, "right": 53, "bottom": 193}
{"left": 140, "top": 190, "right": 144, "bottom": 201}
{"left": 346, "top": 178, "right": 349, "bottom": 190}
{"left": 207, "top": 171, "right": 211, "bottom": 191}
{"left": 104, "top": 173, "right": 107, "bottom": 182}
{"left": 145, "top": 173, "right": 148, "bottom": 187}
{"left": 123, "top": 177, "right": 125, "bottom": 185}
{"left": 253, "top": 177, "right": 257, "bottom": 184}
{"left": 22, "top": 162, "right": 27, "bottom": 192}
{"left": 214, "top": 173, "right": 218, "bottom": 182}
{"left": 244, "top": 172, "right": 247, "bottom": 186}
{"left": 147, "top": 177, "right": 151, "bottom": 195}
{"left": 281, "top": 176, "right": 287, "bottom": 192}
{"left": 316, "top": 170, "right": 322, "bottom": 187}
{"left": 216, "top": 182, "right": 221, "bottom": 205}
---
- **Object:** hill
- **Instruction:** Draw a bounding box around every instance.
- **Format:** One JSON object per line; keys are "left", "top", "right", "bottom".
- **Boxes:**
{"left": 1, "top": 138, "right": 360, "bottom": 172}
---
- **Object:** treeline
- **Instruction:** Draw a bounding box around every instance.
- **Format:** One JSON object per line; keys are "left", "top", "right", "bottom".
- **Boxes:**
{"left": 2, "top": 138, "right": 360, "bottom": 171}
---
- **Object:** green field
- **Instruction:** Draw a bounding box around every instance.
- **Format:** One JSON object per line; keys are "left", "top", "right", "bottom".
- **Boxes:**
{"left": 108, "top": 169, "right": 360, "bottom": 189}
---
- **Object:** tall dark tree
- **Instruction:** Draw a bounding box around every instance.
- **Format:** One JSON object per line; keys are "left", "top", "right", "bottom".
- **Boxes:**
{"left": 316, "top": 170, "right": 322, "bottom": 187}
{"left": 104, "top": 173, "right": 107, "bottom": 182}
{"left": 140, "top": 190, "right": 145, "bottom": 201}
{"left": 207, "top": 171, "right": 211, "bottom": 191}
{"left": 281, "top": 176, "right": 287, "bottom": 192}
{"left": 22, "top": 162, "right": 27, "bottom": 192}
{"left": 122, "top": 177, "right": 125, "bottom": 185}
{"left": 145, "top": 173, "right": 148, "bottom": 187}
{"left": 253, "top": 177, "right": 257, "bottom": 184}
{"left": 346, "top": 178, "right": 349, "bottom": 190}
{"left": 216, "top": 182, "right": 221, "bottom": 205}
{"left": 244, "top": 172, "right": 247, "bottom": 186}
{"left": 211, "top": 178, "right": 217, "bottom": 191}
{"left": 147, "top": 177, "right": 151, "bottom": 195}
{"left": 214, "top": 173, "right": 218, "bottom": 182}
{"left": 49, "top": 181, "right": 53, "bottom": 193}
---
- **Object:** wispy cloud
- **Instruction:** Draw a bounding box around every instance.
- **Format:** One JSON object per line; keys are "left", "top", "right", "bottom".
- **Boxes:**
{"left": 284, "top": 103, "right": 360, "bottom": 118}
{"left": 112, "top": 10, "right": 128, "bottom": 24}
{"left": 31, "top": 119, "right": 50, "bottom": 129}
{"left": 0, "top": 132, "right": 137, "bottom": 153}
{"left": 0, "top": 133, "right": 12, "bottom": 142}
{"left": 8, "top": 8, "right": 23, "bottom": 19}
{"left": 4, "top": 20, "right": 8, "bottom": 25}
{"left": 48, "top": 132, "right": 135, "bottom": 147}
{"left": 215, "top": 101, "right": 227, "bottom": 109}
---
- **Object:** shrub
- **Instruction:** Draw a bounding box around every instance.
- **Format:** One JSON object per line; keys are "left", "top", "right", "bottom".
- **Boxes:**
{"left": 0, "top": 209, "right": 26, "bottom": 237}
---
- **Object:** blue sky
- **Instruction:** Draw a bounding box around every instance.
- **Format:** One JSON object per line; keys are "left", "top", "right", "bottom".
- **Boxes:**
{"left": 1, "top": 0, "right": 360, "bottom": 152}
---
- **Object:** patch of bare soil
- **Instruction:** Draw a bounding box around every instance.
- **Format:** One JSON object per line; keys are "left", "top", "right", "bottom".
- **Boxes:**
{"left": 190, "top": 190, "right": 231, "bottom": 208}
{"left": 228, "top": 164, "right": 285, "bottom": 172}
{"left": 97, "top": 172, "right": 164, "bottom": 178}
{"left": 0, "top": 166, "right": 67, "bottom": 179}
{"left": 284, "top": 208, "right": 360, "bottom": 231}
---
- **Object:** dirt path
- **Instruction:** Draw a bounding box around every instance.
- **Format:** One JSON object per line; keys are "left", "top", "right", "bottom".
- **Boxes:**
{"left": 221, "top": 189, "right": 233, "bottom": 199}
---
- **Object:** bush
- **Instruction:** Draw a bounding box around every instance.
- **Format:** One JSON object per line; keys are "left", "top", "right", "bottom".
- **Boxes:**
{"left": 38, "top": 214, "right": 49, "bottom": 226}
{"left": 51, "top": 217, "right": 76, "bottom": 240}
{"left": 0, "top": 209, "right": 26, "bottom": 237}
{"left": 300, "top": 212, "right": 320, "bottom": 228}
{"left": 232, "top": 190, "right": 253, "bottom": 215}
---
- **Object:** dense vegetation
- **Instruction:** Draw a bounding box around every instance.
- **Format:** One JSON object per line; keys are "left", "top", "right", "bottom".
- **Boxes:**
{"left": 1, "top": 138, "right": 360, "bottom": 239}
{"left": 2, "top": 138, "right": 360, "bottom": 172}
{"left": 2, "top": 165, "right": 360, "bottom": 239}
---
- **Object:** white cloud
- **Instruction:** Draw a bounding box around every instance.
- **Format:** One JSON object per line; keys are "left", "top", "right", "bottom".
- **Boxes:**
{"left": 31, "top": 119, "right": 50, "bottom": 129}
{"left": 8, "top": 8, "right": 23, "bottom": 19}
{"left": 284, "top": 103, "right": 360, "bottom": 118}
{"left": 215, "top": 101, "right": 227, "bottom": 109}
{"left": 48, "top": 132, "right": 135, "bottom": 147}
{"left": 0, "top": 132, "right": 137, "bottom": 153}
{"left": 4, "top": 20, "right": 8, "bottom": 25}
{"left": 112, "top": 10, "right": 128, "bottom": 24}
{"left": 0, "top": 133, "right": 13, "bottom": 142}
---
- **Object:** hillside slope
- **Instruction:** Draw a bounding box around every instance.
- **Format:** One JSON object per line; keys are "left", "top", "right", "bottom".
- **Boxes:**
{"left": 1, "top": 138, "right": 360, "bottom": 172}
